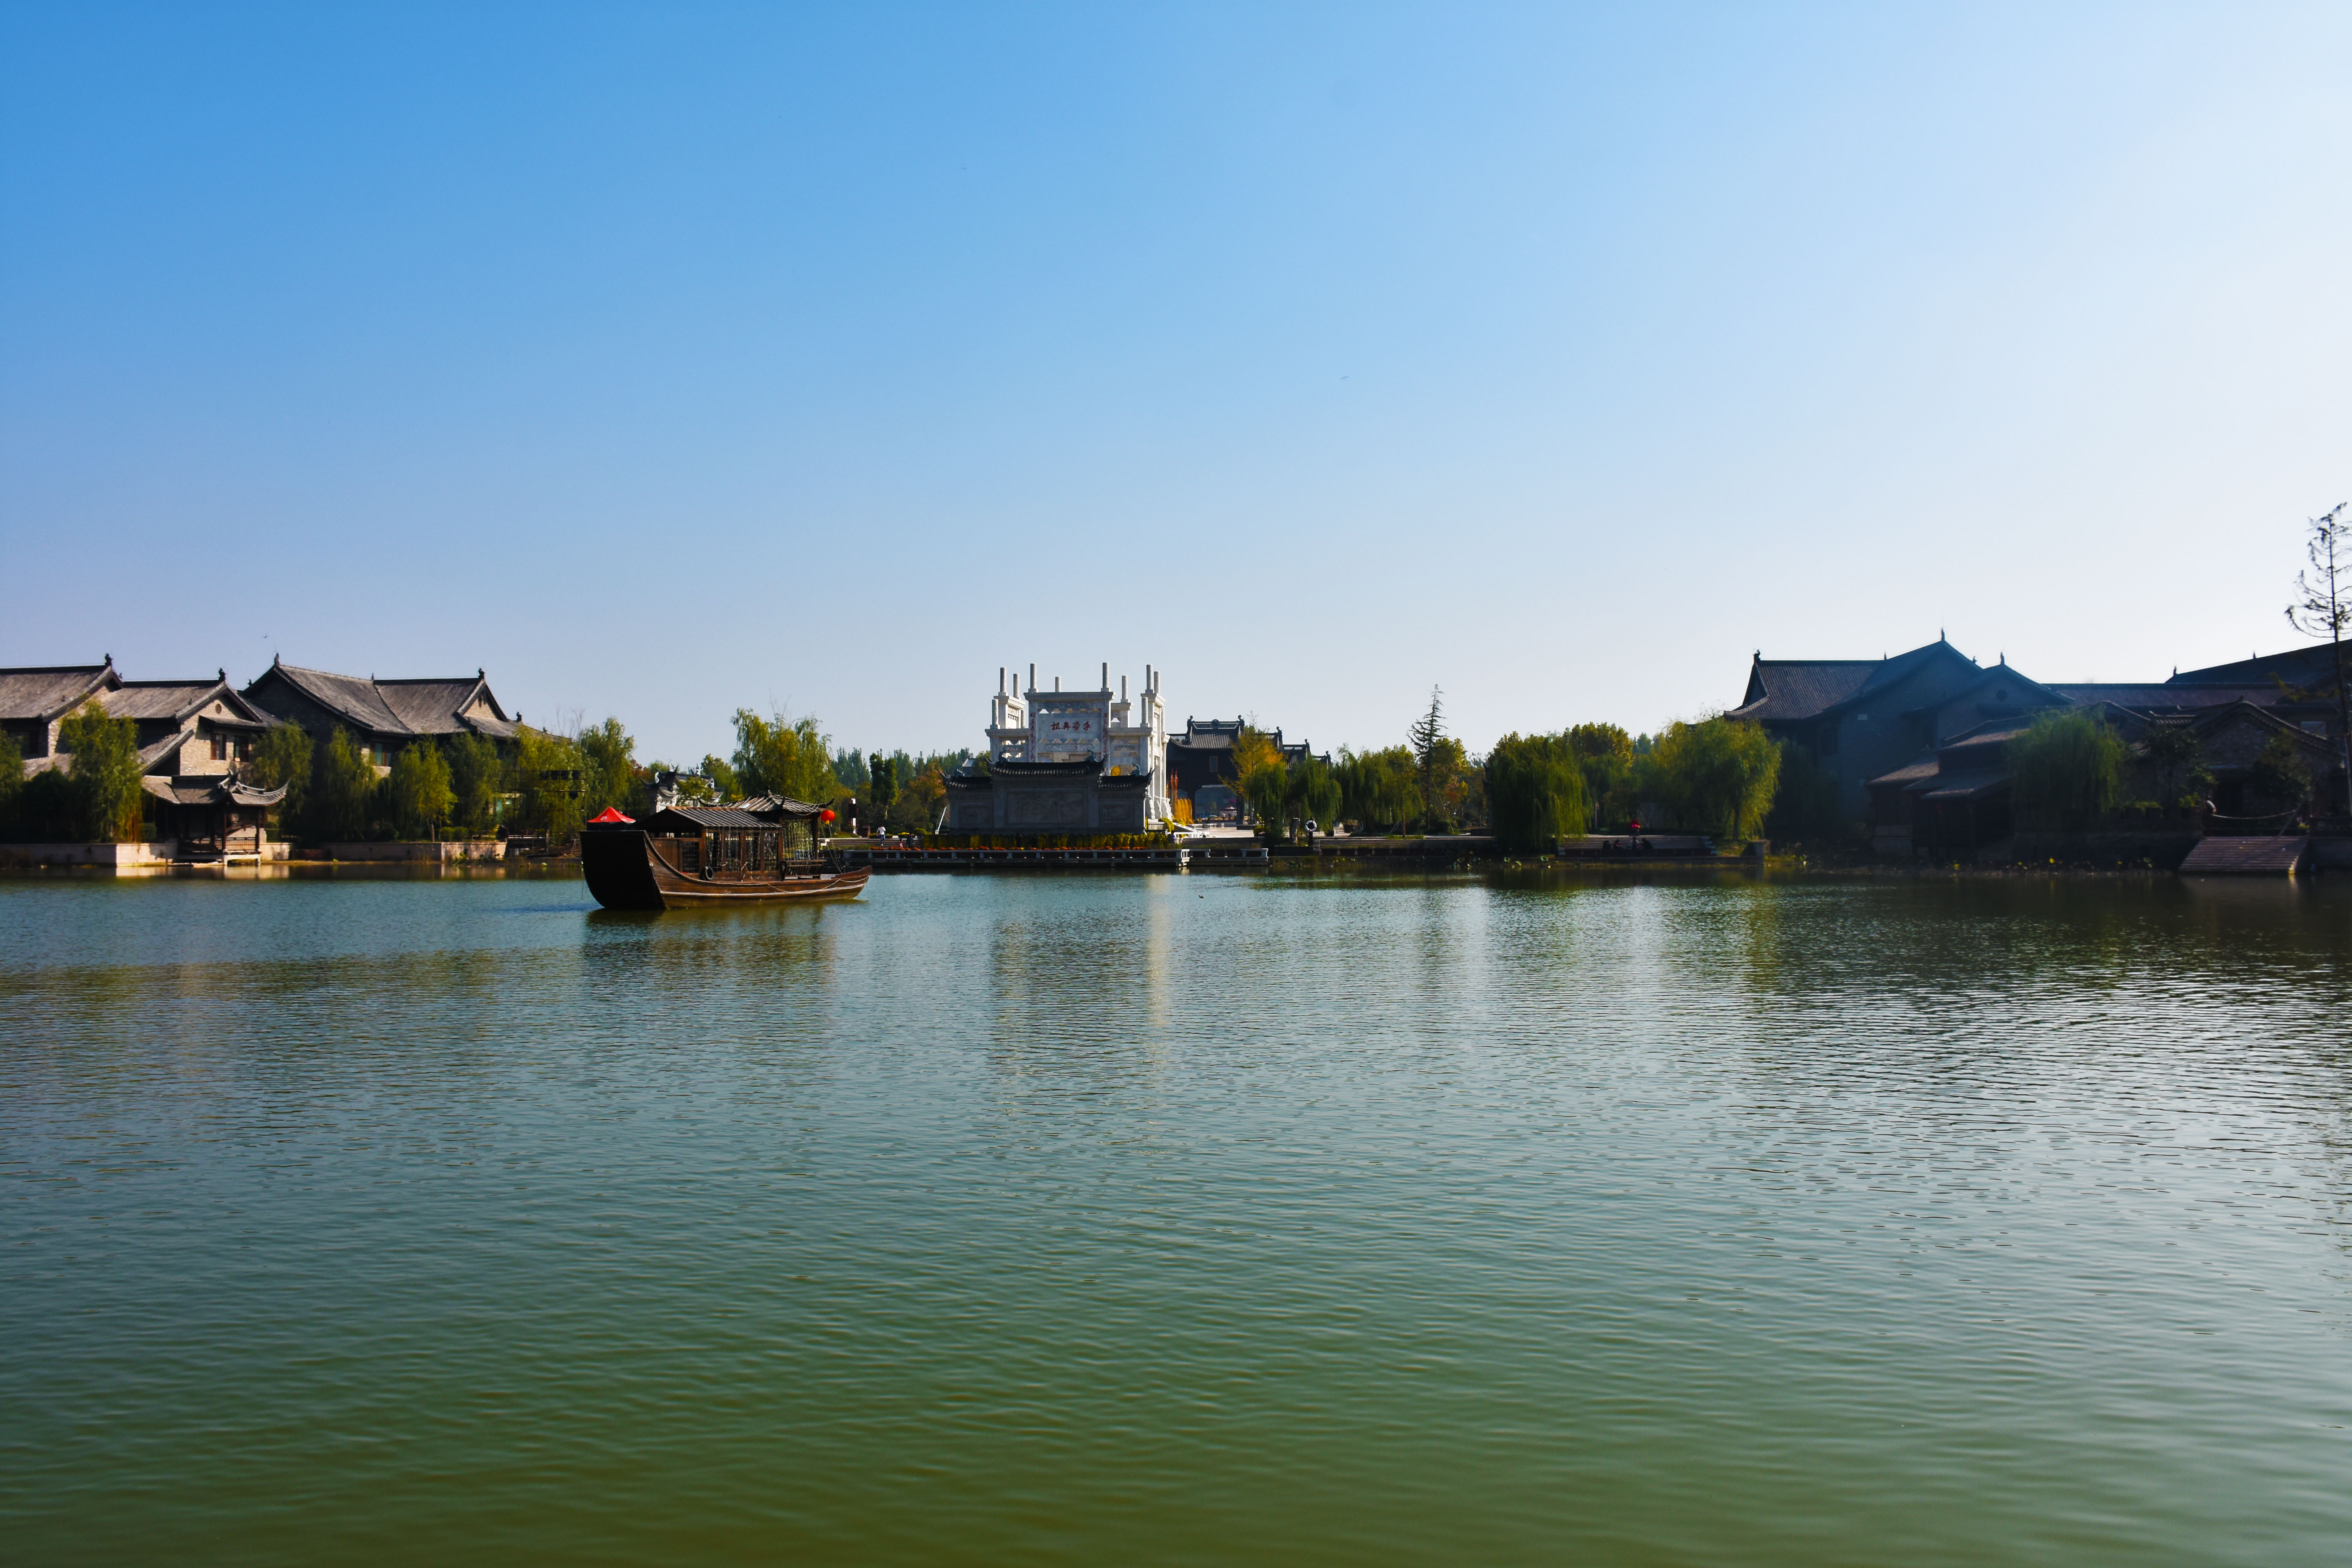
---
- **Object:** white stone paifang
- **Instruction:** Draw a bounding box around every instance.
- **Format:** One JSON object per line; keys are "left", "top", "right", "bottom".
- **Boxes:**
{"left": 982, "top": 662, "right": 1171, "bottom": 822}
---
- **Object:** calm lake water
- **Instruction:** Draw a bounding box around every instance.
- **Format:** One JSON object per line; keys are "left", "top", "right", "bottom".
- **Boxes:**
{"left": 4, "top": 866, "right": 2349, "bottom": 1565}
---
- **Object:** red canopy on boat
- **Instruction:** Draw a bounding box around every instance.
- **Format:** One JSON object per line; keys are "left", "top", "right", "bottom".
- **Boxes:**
{"left": 588, "top": 807, "right": 634, "bottom": 824}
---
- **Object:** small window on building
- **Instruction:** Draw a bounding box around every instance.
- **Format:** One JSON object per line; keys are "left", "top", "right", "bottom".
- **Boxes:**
{"left": 211, "top": 735, "right": 227, "bottom": 761}
{"left": 2304, "top": 721, "right": 2328, "bottom": 736}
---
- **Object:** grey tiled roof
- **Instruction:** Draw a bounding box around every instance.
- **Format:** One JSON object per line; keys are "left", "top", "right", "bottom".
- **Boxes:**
{"left": 140, "top": 775, "right": 287, "bottom": 807}
{"left": 101, "top": 679, "right": 274, "bottom": 727}
{"left": 1735, "top": 641, "right": 1984, "bottom": 724}
{"left": 263, "top": 662, "right": 517, "bottom": 740}
{"left": 2170, "top": 647, "right": 2341, "bottom": 688}
{"left": 2050, "top": 683, "right": 2287, "bottom": 710}
{"left": 1728, "top": 660, "right": 1878, "bottom": 722}
{"left": 736, "top": 794, "right": 828, "bottom": 818}
{"left": 652, "top": 806, "right": 777, "bottom": 829}
{"left": 0, "top": 663, "right": 115, "bottom": 722}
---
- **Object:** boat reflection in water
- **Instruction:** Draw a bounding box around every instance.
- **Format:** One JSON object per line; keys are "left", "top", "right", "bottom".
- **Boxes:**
{"left": 581, "top": 796, "right": 869, "bottom": 910}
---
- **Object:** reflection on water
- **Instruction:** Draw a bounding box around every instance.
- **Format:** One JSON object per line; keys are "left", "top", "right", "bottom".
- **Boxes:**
{"left": 2, "top": 868, "right": 2349, "bottom": 1567}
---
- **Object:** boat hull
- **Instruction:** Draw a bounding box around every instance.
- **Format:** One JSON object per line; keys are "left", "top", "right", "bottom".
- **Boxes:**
{"left": 582, "top": 828, "right": 870, "bottom": 911}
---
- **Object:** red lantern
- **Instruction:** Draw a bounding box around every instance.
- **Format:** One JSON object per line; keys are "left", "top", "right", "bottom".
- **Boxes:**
{"left": 819, "top": 808, "right": 836, "bottom": 823}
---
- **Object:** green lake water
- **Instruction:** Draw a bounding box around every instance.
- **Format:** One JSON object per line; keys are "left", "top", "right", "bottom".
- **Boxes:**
{"left": 3, "top": 867, "right": 2349, "bottom": 1565}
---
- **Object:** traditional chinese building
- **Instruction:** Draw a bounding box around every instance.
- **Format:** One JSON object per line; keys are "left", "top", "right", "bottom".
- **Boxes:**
{"left": 243, "top": 655, "right": 519, "bottom": 769}
{"left": 943, "top": 663, "right": 1171, "bottom": 833}
{"left": 2, "top": 659, "right": 286, "bottom": 857}
{"left": 1163, "top": 717, "right": 1330, "bottom": 822}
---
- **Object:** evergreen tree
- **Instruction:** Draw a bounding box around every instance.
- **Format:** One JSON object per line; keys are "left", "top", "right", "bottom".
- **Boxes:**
{"left": 1406, "top": 688, "right": 1446, "bottom": 831}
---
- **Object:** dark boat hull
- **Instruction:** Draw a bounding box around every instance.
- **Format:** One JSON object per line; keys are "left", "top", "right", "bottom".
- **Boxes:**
{"left": 582, "top": 828, "right": 870, "bottom": 911}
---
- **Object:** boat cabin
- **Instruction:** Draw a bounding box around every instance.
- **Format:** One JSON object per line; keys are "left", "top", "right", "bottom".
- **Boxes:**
{"left": 639, "top": 799, "right": 828, "bottom": 877}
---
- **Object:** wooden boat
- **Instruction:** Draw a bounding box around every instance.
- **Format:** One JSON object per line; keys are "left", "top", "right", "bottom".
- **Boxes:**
{"left": 581, "top": 800, "right": 869, "bottom": 911}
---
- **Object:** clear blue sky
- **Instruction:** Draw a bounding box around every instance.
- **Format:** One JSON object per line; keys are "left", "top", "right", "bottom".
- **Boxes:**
{"left": 4, "top": 4, "right": 2347, "bottom": 763}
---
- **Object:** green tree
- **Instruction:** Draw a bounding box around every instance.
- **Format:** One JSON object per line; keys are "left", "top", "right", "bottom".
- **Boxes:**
{"left": 577, "top": 717, "right": 640, "bottom": 816}
{"left": 309, "top": 727, "right": 382, "bottom": 841}
{"left": 730, "top": 708, "right": 838, "bottom": 804}
{"left": 1565, "top": 723, "right": 1635, "bottom": 830}
{"left": 0, "top": 729, "right": 22, "bottom": 831}
{"left": 248, "top": 722, "right": 313, "bottom": 829}
{"left": 1647, "top": 717, "right": 1782, "bottom": 840}
{"left": 689, "top": 755, "right": 736, "bottom": 800}
{"left": 1336, "top": 746, "right": 1419, "bottom": 833}
{"left": 388, "top": 741, "right": 456, "bottom": 838}
{"left": 1486, "top": 733, "right": 1590, "bottom": 855}
{"left": 12, "top": 769, "right": 80, "bottom": 842}
{"left": 511, "top": 726, "right": 587, "bottom": 842}
{"left": 832, "top": 749, "right": 872, "bottom": 792}
{"left": 1286, "top": 753, "right": 1342, "bottom": 832}
{"left": 57, "top": 700, "right": 145, "bottom": 840}
{"left": 870, "top": 753, "right": 899, "bottom": 825}
{"left": 894, "top": 760, "right": 947, "bottom": 832}
{"left": 1240, "top": 755, "right": 1290, "bottom": 835}
{"left": 444, "top": 732, "right": 504, "bottom": 835}
{"left": 1406, "top": 687, "right": 1448, "bottom": 830}
{"left": 2007, "top": 709, "right": 2128, "bottom": 833}
{"left": 2285, "top": 500, "right": 2350, "bottom": 811}
{"left": 2139, "top": 723, "right": 2205, "bottom": 812}
{"left": 2249, "top": 732, "right": 2314, "bottom": 813}
{"left": 1423, "top": 735, "right": 1472, "bottom": 831}
{"left": 1228, "top": 727, "right": 1286, "bottom": 831}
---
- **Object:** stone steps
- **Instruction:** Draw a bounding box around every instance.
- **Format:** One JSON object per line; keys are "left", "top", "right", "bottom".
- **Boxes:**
{"left": 2178, "top": 836, "right": 2310, "bottom": 875}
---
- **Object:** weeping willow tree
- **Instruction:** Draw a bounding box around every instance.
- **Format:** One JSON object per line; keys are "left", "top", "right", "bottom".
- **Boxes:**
{"left": 1286, "top": 753, "right": 1341, "bottom": 831}
{"left": 1336, "top": 746, "right": 1419, "bottom": 833}
{"left": 1485, "top": 733, "right": 1590, "bottom": 855}
{"left": 2007, "top": 709, "right": 2129, "bottom": 833}
{"left": 1565, "top": 723, "right": 1635, "bottom": 830}
{"left": 1646, "top": 717, "right": 1781, "bottom": 840}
